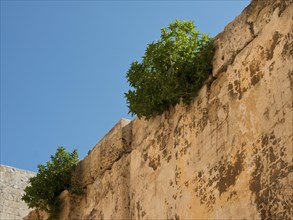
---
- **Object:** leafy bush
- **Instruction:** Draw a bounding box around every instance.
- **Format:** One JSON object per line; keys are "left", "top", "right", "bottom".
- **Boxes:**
{"left": 125, "top": 20, "right": 214, "bottom": 119}
{"left": 21, "top": 147, "right": 80, "bottom": 219}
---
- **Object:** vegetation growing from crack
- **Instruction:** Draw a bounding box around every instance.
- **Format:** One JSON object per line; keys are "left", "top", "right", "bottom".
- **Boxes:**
{"left": 21, "top": 147, "right": 82, "bottom": 219}
{"left": 125, "top": 20, "right": 214, "bottom": 119}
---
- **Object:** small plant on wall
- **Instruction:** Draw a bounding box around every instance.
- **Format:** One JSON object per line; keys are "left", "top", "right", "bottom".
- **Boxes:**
{"left": 21, "top": 147, "right": 82, "bottom": 220}
{"left": 125, "top": 20, "right": 214, "bottom": 119}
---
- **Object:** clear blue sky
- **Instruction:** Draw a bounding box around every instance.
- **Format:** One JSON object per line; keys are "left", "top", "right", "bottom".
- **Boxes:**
{"left": 1, "top": 0, "right": 250, "bottom": 172}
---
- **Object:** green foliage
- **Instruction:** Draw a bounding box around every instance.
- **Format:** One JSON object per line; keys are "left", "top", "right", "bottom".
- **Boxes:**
{"left": 21, "top": 147, "right": 80, "bottom": 219}
{"left": 125, "top": 20, "right": 214, "bottom": 119}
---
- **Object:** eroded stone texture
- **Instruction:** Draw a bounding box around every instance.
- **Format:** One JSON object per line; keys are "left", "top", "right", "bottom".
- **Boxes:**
{"left": 71, "top": 118, "right": 132, "bottom": 188}
{"left": 0, "top": 165, "right": 35, "bottom": 219}
{"left": 25, "top": 0, "right": 293, "bottom": 219}
{"left": 128, "top": 1, "right": 293, "bottom": 219}
{"left": 49, "top": 119, "right": 132, "bottom": 220}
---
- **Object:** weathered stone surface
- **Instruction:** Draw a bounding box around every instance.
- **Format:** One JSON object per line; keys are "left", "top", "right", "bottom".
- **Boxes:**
{"left": 23, "top": 210, "right": 48, "bottom": 220}
{"left": 25, "top": 0, "right": 293, "bottom": 219}
{"left": 0, "top": 165, "right": 35, "bottom": 219}
{"left": 212, "top": 0, "right": 292, "bottom": 78}
{"left": 50, "top": 155, "right": 131, "bottom": 220}
{"left": 71, "top": 118, "right": 132, "bottom": 187}
{"left": 55, "top": 118, "right": 132, "bottom": 220}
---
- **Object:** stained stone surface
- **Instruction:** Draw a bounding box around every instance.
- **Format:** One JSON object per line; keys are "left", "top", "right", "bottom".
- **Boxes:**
{"left": 0, "top": 165, "right": 35, "bottom": 219}
{"left": 25, "top": 0, "right": 293, "bottom": 219}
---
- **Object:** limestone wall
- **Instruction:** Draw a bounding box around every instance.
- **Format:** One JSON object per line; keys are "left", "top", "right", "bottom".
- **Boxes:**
{"left": 0, "top": 165, "right": 35, "bottom": 219}
{"left": 61, "top": 119, "right": 132, "bottom": 220}
{"left": 26, "top": 0, "right": 293, "bottom": 219}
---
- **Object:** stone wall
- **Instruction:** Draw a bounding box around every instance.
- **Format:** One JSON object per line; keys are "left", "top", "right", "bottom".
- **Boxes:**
{"left": 26, "top": 0, "right": 293, "bottom": 219}
{"left": 0, "top": 165, "right": 35, "bottom": 219}
{"left": 61, "top": 118, "right": 132, "bottom": 220}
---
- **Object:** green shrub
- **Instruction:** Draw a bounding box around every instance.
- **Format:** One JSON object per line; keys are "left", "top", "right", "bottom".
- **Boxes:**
{"left": 21, "top": 147, "right": 80, "bottom": 219}
{"left": 125, "top": 20, "right": 214, "bottom": 119}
